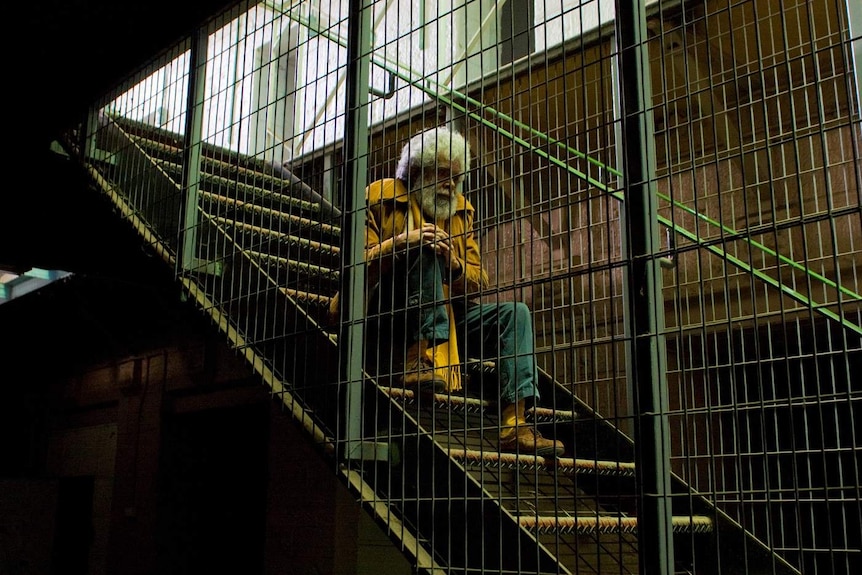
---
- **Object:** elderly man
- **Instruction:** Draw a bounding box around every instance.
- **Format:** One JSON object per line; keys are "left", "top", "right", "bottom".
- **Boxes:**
{"left": 358, "top": 125, "right": 564, "bottom": 457}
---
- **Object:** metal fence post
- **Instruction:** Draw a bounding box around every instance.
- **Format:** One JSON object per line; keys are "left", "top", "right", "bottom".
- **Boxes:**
{"left": 848, "top": 0, "right": 862, "bottom": 115}
{"left": 615, "top": 1, "right": 675, "bottom": 573}
{"left": 340, "top": 0, "right": 372, "bottom": 461}
{"left": 180, "top": 29, "right": 207, "bottom": 274}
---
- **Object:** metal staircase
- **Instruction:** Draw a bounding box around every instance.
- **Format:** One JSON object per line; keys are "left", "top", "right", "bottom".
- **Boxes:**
{"left": 58, "top": 113, "right": 801, "bottom": 575}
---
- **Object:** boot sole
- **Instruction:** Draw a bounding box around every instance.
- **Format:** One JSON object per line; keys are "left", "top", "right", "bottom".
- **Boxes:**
{"left": 535, "top": 445, "right": 565, "bottom": 458}
{"left": 399, "top": 377, "right": 448, "bottom": 395}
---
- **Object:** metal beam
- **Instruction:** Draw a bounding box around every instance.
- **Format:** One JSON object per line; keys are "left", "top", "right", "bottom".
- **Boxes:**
{"left": 615, "top": 1, "right": 674, "bottom": 573}
{"left": 180, "top": 28, "right": 208, "bottom": 272}
{"left": 340, "top": 0, "right": 372, "bottom": 461}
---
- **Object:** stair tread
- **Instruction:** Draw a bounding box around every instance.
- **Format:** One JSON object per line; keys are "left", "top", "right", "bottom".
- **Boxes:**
{"left": 200, "top": 189, "right": 340, "bottom": 236}
{"left": 208, "top": 214, "right": 340, "bottom": 256}
{"left": 380, "top": 386, "right": 575, "bottom": 422}
{"left": 143, "top": 142, "right": 320, "bottom": 203}
{"left": 519, "top": 514, "right": 714, "bottom": 534}
{"left": 280, "top": 288, "right": 334, "bottom": 308}
{"left": 244, "top": 249, "right": 340, "bottom": 280}
{"left": 448, "top": 447, "right": 636, "bottom": 476}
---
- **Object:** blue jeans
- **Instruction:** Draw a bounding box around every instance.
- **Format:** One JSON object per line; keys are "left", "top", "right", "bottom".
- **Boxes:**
{"left": 367, "top": 247, "right": 539, "bottom": 404}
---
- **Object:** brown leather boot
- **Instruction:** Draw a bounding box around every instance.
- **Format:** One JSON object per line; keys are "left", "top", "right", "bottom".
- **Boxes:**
{"left": 398, "top": 340, "right": 447, "bottom": 393}
{"left": 499, "top": 400, "right": 565, "bottom": 457}
{"left": 499, "top": 425, "right": 565, "bottom": 457}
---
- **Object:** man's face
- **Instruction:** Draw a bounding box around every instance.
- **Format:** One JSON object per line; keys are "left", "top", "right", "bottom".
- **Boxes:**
{"left": 415, "top": 157, "right": 464, "bottom": 221}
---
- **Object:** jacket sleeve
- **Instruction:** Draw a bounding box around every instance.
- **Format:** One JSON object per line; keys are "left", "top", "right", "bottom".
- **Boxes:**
{"left": 327, "top": 195, "right": 392, "bottom": 325}
{"left": 363, "top": 199, "right": 397, "bottom": 288}
{"left": 447, "top": 207, "right": 489, "bottom": 298}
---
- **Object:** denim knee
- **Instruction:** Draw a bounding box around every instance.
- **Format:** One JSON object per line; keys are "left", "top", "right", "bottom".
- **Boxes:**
{"left": 499, "top": 301, "right": 532, "bottom": 327}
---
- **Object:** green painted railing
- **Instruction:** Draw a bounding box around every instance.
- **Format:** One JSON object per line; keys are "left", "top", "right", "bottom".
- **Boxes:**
{"left": 275, "top": 3, "right": 862, "bottom": 335}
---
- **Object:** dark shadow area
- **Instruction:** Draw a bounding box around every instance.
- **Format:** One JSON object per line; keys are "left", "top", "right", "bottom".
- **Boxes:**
{"left": 156, "top": 403, "right": 269, "bottom": 575}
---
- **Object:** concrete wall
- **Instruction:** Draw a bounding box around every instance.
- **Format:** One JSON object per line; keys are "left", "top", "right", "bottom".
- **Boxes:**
{"left": 2, "top": 299, "right": 411, "bottom": 575}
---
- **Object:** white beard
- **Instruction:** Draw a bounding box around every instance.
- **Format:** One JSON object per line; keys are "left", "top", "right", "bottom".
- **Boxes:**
{"left": 415, "top": 176, "right": 459, "bottom": 221}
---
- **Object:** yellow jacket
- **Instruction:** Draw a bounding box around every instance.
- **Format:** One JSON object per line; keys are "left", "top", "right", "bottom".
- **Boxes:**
{"left": 333, "top": 178, "right": 490, "bottom": 391}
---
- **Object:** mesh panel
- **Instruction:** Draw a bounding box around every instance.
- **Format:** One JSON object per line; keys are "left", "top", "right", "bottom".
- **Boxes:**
{"left": 72, "top": 0, "right": 861, "bottom": 573}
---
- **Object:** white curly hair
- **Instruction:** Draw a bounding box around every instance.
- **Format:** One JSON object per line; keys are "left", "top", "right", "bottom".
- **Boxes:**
{"left": 395, "top": 126, "right": 470, "bottom": 184}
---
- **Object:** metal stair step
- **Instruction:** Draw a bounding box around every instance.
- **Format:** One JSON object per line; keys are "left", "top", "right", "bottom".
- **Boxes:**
{"left": 380, "top": 386, "right": 576, "bottom": 423}
{"left": 279, "top": 288, "right": 333, "bottom": 309}
{"left": 448, "top": 447, "right": 636, "bottom": 477}
{"left": 529, "top": 405, "right": 577, "bottom": 423}
{"left": 105, "top": 120, "right": 339, "bottom": 226}
{"left": 519, "top": 514, "right": 714, "bottom": 535}
{"left": 207, "top": 214, "right": 340, "bottom": 258}
{"left": 200, "top": 190, "right": 341, "bottom": 237}
{"left": 194, "top": 171, "right": 321, "bottom": 214}
{"left": 381, "top": 386, "right": 488, "bottom": 411}
{"left": 243, "top": 249, "right": 340, "bottom": 282}
{"left": 139, "top": 139, "right": 317, "bottom": 201}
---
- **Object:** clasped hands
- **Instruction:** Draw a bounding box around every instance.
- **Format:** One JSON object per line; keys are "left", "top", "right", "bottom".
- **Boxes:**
{"left": 394, "top": 224, "right": 462, "bottom": 276}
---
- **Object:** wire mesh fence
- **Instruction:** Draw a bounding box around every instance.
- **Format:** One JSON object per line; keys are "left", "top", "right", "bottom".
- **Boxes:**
{"left": 73, "top": 0, "right": 860, "bottom": 573}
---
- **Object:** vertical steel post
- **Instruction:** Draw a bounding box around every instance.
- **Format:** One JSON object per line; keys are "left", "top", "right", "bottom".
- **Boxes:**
{"left": 340, "top": 0, "right": 372, "bottom": 460}
{"left": 615, "top": 2, "right": 674, "bottom": 573}
{"left": 180, "top": 30, "right": 207, "bottom": 272}
{"left": 849, "top": 0, "right": 862, "bottom": 114}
